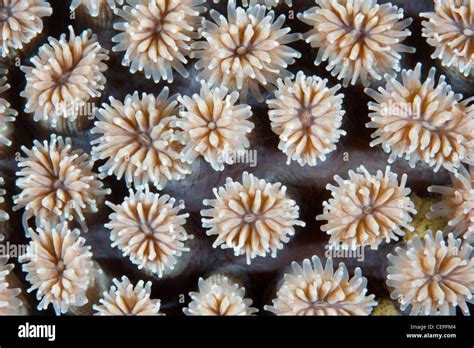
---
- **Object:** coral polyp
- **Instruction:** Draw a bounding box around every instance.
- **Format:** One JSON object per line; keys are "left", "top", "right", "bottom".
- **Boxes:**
{"left": 316, "top": 166, "right": 416, "bottom": 250}
{"left": 0, "top": 69, "right": 16, "bottom": 148}
{"left": 105, "top": 187, "right": 192, "bottom": 278}
{"left": 0, "top": 257, "right": 24, "bottom": 315}
{"left": 192, "top": 0, "right": 301, "bottom": 101}
{"left": 201, "top": 172, "right": 305, "bottom": 264}
{"left": 20, "top": 26, "right": 109, "bottom": 129}
{"left": 387, "top": 231, "right": 474, "bottom": 315}
{"left": 265, "top": 256, "right": 377, "bottom": 315}
{"left": 91, "top": 90, "right": 191, "bottom": 190}
{"left": 365, "top": 63, "right": 474, "bottom": 172}
{"left": 421, "top": 0, "right": 474, "bottom": 77}
{"left": 183, "top": 276, "right": 257, "bottom": 316}
{"left": 0, "top": 0, "right": 52, "bottom": 58}
{"left": 298, "top": 0, "right": 414, "bottom": 87}
{"left": 175, "top": 81, "right": 254, "bottom": 171}
{"left": 267, "top": 71, "right": 346, "bottom": 166}
{"left": 428, "top": 165, "right": 474, "bottom": 241}
{"left": 112, "top": 0, "right": 206, "bottom": 83}
{"left": 93, "top": 276, "right": 163, "bottom": 315}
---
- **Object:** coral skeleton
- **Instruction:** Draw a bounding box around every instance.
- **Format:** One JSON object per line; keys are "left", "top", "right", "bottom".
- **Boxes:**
{"left": 214, "top": 0, "right": 293, "bottom": 8}
{"left": 70, "top": 0, "right": 125, "bottom": 17}
{"left": 403, "top": 194, "right": 445, "bottom": 242}
{"left": 21, "top": 221, "right": 97, "bottom": 315}
{"left": 421, "top": 0, "right": 474, "bottom": 77}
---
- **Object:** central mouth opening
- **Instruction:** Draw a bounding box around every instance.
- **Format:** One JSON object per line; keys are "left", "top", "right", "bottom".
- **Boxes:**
{"left": 357, "top": 29, "right": 366, "bottom": 38}
{"left": 207, "top": 121, "right": 217, "bottom": 130}
{"left": 57, "top": 71, "right": 72, "bottom": 85}
{"left": 53, "top": 179, "right": 64, "bottom": 190}
{"left": 56, "top": 260, "right": 65, "bottom": 273}
{"left": 236, "top": 46, "right": 248, "bottom": 56}
{"left": 300, "top": 110, "right": 313, "bottom": 124}
{"left": 362, "top": 205, "right": 373, "bottom": 215}
{"left": 298, "top": 107, "right": 315, "bottom": 130}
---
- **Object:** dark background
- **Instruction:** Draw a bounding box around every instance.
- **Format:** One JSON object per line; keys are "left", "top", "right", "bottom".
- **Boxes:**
{"left": 1, "top": 0, "right": 469, "bottom": 315}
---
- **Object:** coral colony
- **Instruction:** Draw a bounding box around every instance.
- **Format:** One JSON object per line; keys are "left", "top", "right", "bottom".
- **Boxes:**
{"left": 0, "top": 0, "right": 472, "bottom": 317}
